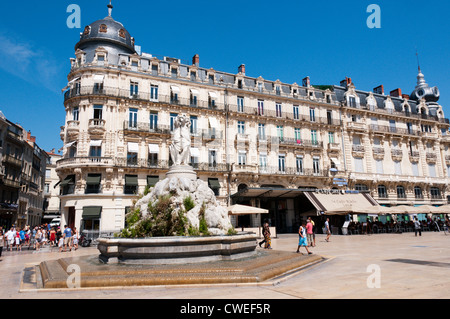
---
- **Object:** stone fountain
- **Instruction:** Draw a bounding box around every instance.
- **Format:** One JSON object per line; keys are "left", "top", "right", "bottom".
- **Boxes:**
{"left": 27, "top": 114, "right": 324, "bottom": 290}
{"left": 97, "top": 114, "right": 257, "bottom": 264}
{"left": 27, "top": 115, "right": 324, "bottom": 291}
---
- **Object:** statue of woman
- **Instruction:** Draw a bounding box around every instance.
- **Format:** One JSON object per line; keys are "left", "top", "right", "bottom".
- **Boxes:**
{"left": 169, "top": 114, "right": 191, "bottom": 166}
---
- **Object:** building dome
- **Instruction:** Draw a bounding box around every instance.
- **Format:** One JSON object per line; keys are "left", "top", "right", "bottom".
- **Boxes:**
{"left": 75, "top": 16, "right": 135, "bottom": 54}
{"left": 410, "top": 68, "right": 440, "bottom": 103}
{"left": 74, "top": 3, "right": 136, "bottom": 64}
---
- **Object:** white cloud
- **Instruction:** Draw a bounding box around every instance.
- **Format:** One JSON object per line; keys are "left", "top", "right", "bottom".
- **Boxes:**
{"left": 0, "top": 32, "right": 63, "bottom": 93}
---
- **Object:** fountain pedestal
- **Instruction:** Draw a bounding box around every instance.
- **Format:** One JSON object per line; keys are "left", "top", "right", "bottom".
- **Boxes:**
{"left": 165, "top": 164, "right": 197, "bottom": 181}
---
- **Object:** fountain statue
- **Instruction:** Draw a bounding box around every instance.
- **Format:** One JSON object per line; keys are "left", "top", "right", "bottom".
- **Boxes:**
{"left": 123, "top": 113, "right": 232, "bottom": 236}
{"left": 96, "top": 114, "right": 257, "bottom": 264}
{"left": 169, "top": 114, "right": 191, "bottom": 166}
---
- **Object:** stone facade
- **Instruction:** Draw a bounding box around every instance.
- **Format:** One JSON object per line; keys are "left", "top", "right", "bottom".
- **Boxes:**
{"left": 57, "top": 6, "right": 450, "bottom": 234}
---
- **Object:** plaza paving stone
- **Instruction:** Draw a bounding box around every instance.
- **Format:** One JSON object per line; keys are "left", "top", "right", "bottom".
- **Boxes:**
{"left": 0, "top": 232, "right": 448, "bottom": 299}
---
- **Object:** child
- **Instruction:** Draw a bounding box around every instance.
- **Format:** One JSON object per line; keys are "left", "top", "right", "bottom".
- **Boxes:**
{"left": 58, "top": 235, "right": 64, "bottom": 252}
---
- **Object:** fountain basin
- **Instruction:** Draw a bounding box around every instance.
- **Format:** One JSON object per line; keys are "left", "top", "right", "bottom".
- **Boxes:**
{"left": 97, "top": 232, "right": 258, "bottom": 264}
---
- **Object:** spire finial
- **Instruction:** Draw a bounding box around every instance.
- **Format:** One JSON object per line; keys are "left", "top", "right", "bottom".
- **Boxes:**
{"left": 107, "top": 0, "right": 113, "bottom": 17}
{"left": 416, "top": 49, "right": 421, "bottom": 73}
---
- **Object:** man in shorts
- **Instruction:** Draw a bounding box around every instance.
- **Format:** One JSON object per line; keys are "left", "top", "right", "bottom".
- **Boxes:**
{"left": 62, "top": 225, "right": 73, "bottom": 252}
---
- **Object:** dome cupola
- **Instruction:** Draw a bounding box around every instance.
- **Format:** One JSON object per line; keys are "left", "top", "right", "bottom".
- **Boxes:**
{"left": 74, "top": 1, "right": 136, "bottom": 63}
{"left": 410, "top": 67, "right": 440, "bottom": 103}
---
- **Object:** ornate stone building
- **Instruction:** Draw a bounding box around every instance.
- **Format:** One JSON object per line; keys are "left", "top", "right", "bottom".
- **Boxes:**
{"left": 57, "top": 4, "right": 450, "bottom": 233}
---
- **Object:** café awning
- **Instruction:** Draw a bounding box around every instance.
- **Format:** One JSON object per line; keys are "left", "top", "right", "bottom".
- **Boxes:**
{"left": 59, "top": 175, "right": 75, "bottom": 187}
{"left": 208, "top": 178, "right": 221, "bottom": 189}
{"left": 82, "top": 206, "right": 102, "bottom": 219}
{"left": 125, "top": 175, "right": 138, "bottom": 186}
{"left": 147, "top": 176, "right": 159, "bottom": 187}
{"left": 227, "top": 204, "right": 269, "bottom": 216}
{"left": 304, "top": 191, "right": 378, "bottom": 215}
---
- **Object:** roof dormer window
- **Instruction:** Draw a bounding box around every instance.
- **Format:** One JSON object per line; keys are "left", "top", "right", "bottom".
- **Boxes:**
{"left": 119, "top": 29, "right": 126, "bottom": 38}
{"left": 83, "top": 26, "right": 91, "bottom": 36}
{"left": 99, "top": 24, "right": 107, "bottom": 33}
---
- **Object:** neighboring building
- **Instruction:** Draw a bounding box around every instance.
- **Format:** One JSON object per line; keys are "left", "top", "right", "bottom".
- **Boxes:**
{"left": 57, "top": 4, "right": 450, "bottom": 234}
{"left": 0, "top": 112, "right": 49, "bottom": 229}
{"left": 43, "top": 150, "right": 62, "bottom": 223}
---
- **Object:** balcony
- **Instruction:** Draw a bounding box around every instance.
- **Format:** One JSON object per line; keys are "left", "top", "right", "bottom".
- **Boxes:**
{"left": 4, "top": 154, "right": 22, "bottom": 167}
{"left": 88, "top": 119, "right": 106, "bottom": 135}
{"left": 352, "top": 145, "right": 365, "bottom": 157}
{"left": 57, "top": 157, "right": 115, "bottom": 169}
{"left": 64, "top": 86, "right": 225, "bottom": 111}
{"left": 115, "top": 158, "right": 170, "bottom": 170}
{"left": 369, "top": 124, "right": 420, "bottom": 137}
{"left": 123, "top": 121, "right": 171, "bottom": 135}
{"left": 328, "top": 143, "right": 341, "bottom": 152}
{"left": 66, "top": 120, "right": 80, "bottom": 139}
{"left": 272, "top": 137, "right": 323, "bottom": 149}
{"left": 232, "top": 164, "right": 258, "bottom": 174}
{"left": 391, "top": 149, "right": 403, "bottom": 161}
{"left": 259, "top": 166, "right": 329, "bottom": 177}
{"left": 346, "top": 121, "right": 366, "bottom": 131}
{"left": 445, "top": 155, "right": 450, "bottom": 165}
{"left": 409, "top": 151, "right": 420, "bottom": 163}
{"left": 372, "top": 147, "right": 385, "bottom": 159}
{"left": 202, "top": 129, "right": 223, "bottom": 141}
{"left": 426, "top": 152, "right": 437, "bottom": 163}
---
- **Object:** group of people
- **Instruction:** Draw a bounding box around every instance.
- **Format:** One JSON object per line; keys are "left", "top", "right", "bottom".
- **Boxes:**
{"left": 0, "top": 223, "right": 79, "bottom": 257}
{"left": 347, "top": 215, "right": 450, "bottom": 235}
{"left": 296, "top": 217, "right": 331, "bottom": 255}
{"left": 258, "top": 217, "right": 332, "bottom": 255}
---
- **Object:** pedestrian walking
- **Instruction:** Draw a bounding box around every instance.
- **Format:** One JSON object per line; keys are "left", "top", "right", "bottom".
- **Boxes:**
{"left": 306, "top": 218, "right": 314, "bottom": 247}
{"left": 56, "top": 227, "right": 62, "bottom": 245}
{"left": 296, "top": 222, "right": 312, "bottom": 255}
{"left": 35, "top": 228, "right": 42, "bottom": 251}
{"left": 414, "top": 217, "right": 422, "bottom": 237}
{"left": 72, "top": 227, "right": 79, "bottom": 250}
{"left": 0, "top": 230, "right": 4, "bottom": 259}
{"left": 325, "top": 218, "right": 331, "bottom": 242}
{"left": 19, "top": 228, "right": 26, "bottom": 251}
{"left": 49, "top": 227, "right": 56, "bottom": 247}
{"left": 63, "top": 225, "right": 73, "bottom": 252}
{"left": 5, "top": 228, "right": 15, "bottom": 251}
{"left": 258, "top": 221, "right": 271, "bottom": 249}
{"left": 310, "top": 217, "right": 316, "bottom": 247}
{"left": 58, "top": 235, "right": 64, "bottom": 252}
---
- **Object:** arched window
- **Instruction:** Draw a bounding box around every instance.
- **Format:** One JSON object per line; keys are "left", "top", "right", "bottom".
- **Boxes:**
{"left": 99, "top": 24, "right": 107, "bottom": 33}
{"left": 414, "top": 186, "right": 423, "bottom": 199}
{"left": 378, "top": 185, "right": 387, "bottom": 198}
{"left": 238, "top": 184, "right": 248, "bottom": 192}
{"left": 396, "top": 185, "right": 406, "bottom": 199}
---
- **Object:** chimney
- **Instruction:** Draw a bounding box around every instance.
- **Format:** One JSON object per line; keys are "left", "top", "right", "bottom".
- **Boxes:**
{"left": 238, "top": 64, "right": 245, "bottom": 75}
{"left": 390, "top": 88, "right": 402, "bottom": 97}
{"left": 302, "top": 76, "right": 311, "bottom": 87}
{"left": 402, "top": 94, "right": 410, "bottom": 100}
{"left": 340, "top": 77, "right": 352, "bottom": 88}
{"left": 27, "top": 130, "right": 31, "bottom": 141}
{"left": 192, "top": 54, "right": 199, "bottom": 67}
{"left": 373, "top": 85, "right": 384, "bottom": 95}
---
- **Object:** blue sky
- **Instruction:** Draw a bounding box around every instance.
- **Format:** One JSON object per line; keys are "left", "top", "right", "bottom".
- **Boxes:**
{"left": 0, "top": 0, "right": 449, "bottom": 152}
